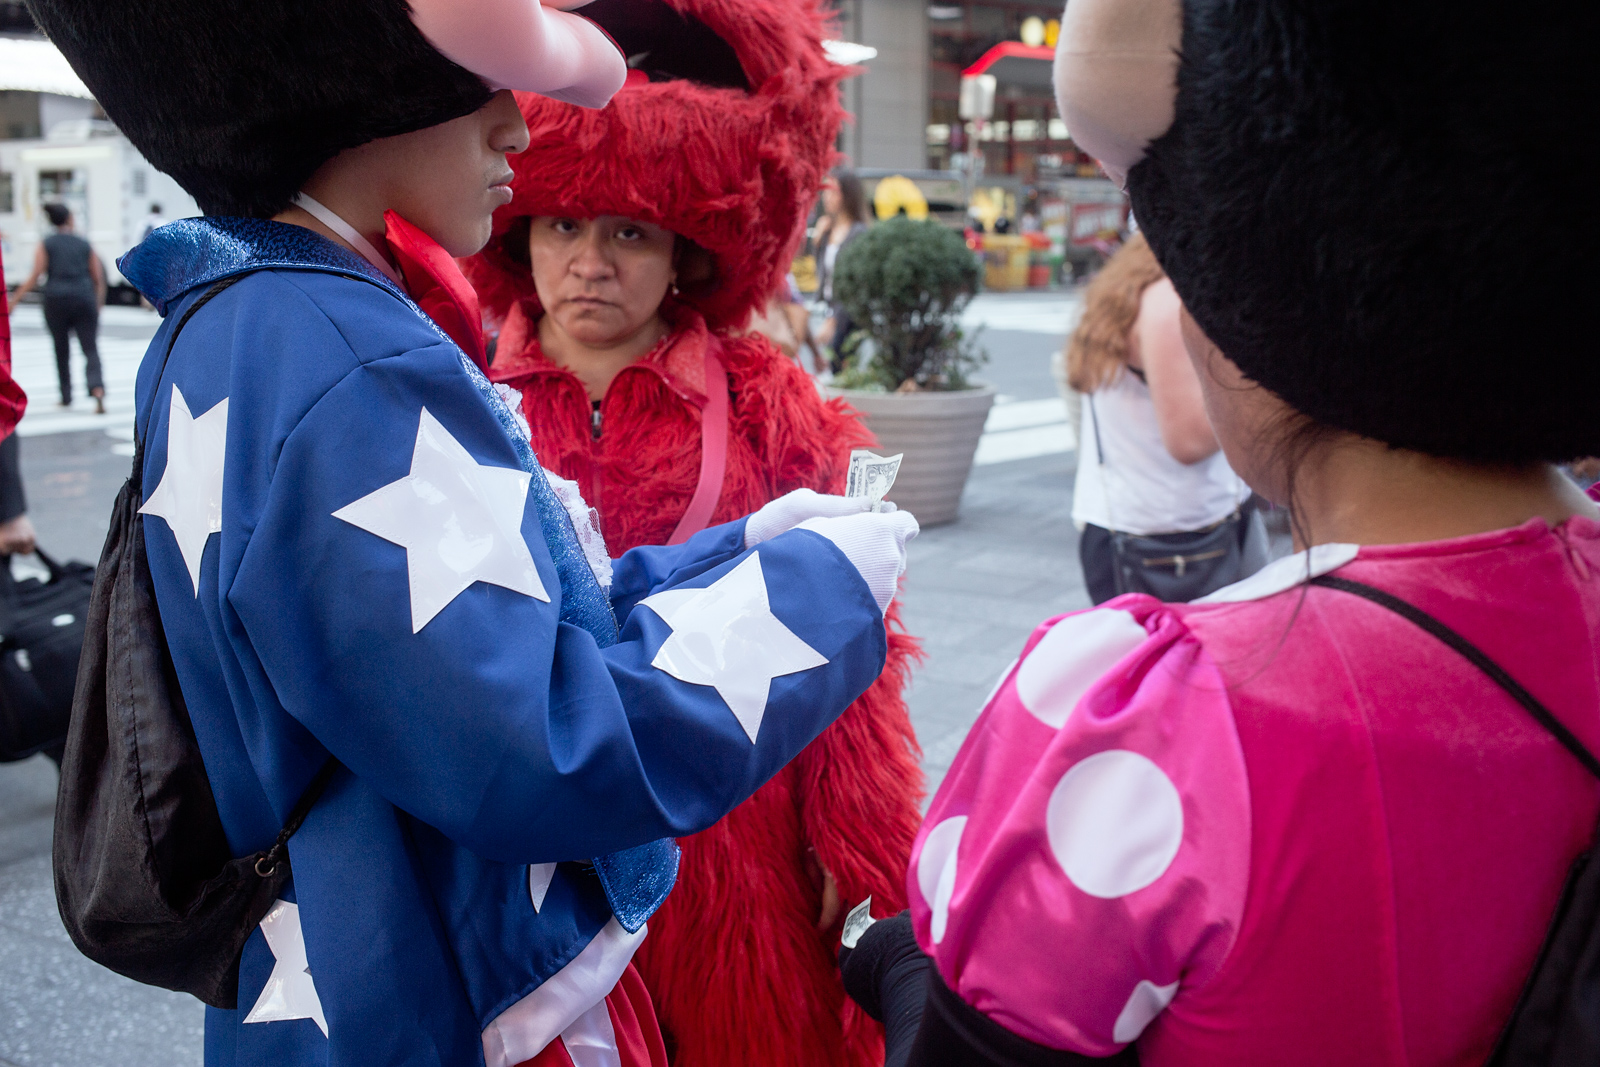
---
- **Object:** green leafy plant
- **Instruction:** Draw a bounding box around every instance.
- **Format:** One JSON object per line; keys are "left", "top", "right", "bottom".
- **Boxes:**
{"left": 833, "top": 216, "right": 987, "bottom": 392}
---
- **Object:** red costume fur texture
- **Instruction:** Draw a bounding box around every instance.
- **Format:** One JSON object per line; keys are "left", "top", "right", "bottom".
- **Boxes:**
{"left": 464, "top": 0, "right": 846, "bottom": 334}
{"left": 487, "top": 304, "right": 923, "bottom": 1066}
{"left": 463, "top": 6, "right": 923, "bottom": 1060}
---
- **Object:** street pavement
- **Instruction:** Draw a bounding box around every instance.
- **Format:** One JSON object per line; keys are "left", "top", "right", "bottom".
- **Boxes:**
{"left": 0, "top": 289, "right": 1087, "bottom": 1067}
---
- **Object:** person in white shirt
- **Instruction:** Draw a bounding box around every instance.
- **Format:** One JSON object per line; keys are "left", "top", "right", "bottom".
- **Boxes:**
{"left": 1066, "top": 233, "right": 1265, "bottom": 602}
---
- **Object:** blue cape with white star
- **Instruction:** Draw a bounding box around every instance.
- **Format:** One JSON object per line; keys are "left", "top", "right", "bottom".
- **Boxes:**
{"left": 120, "top": 219, "right": 889, "bottom": 1067}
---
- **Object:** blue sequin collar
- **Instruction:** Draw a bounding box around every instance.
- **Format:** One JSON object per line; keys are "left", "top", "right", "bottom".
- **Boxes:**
{"left": 119, "top": 216, "right": 405, "bottom": 316}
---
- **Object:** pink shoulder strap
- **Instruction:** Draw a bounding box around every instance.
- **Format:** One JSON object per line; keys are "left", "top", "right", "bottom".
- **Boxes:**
{"left": 666, "top": 339, "right": 730, "bottom": 545}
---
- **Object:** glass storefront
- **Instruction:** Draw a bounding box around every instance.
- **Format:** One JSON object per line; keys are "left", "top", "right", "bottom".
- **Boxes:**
{"left": 925, "top": 1, "right": 1100, "bottom": 182}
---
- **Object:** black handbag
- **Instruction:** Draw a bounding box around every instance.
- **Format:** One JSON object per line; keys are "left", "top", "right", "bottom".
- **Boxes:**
{"left": 0, "top": 549, "right": 95, "bottom": 761}
{"left": 1310, "top": 575, "right": 1600, "bottom": 1066}
{"left": 1108, "top": 513, "right": 1259, "bottom": 602}
{"left": 52, "top": 275, "right": 337, "bottom": 1010}
{"left": 1087, "top": 393, "right": 1267, "bottom": 601}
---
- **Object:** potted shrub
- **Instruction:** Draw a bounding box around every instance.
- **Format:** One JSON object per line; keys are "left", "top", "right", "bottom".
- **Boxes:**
{"left": 830, "top": 216, "right": 994, "bottom": 526}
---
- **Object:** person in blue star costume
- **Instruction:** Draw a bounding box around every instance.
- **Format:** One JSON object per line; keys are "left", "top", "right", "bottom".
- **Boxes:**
{"left": 26, "top": 2, "right": 918, "bottom": 1064}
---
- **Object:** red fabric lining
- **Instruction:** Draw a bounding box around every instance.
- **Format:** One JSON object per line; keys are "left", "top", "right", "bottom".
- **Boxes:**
{"left": 384, "top": 211, "right": 488, "bottom": 372}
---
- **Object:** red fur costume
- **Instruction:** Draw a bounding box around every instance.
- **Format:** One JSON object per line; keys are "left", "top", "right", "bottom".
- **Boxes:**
{"left": 462, "top": 3, "right": 924, "bottom": 1064}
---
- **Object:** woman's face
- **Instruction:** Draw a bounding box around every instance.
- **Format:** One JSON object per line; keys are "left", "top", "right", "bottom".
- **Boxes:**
{"left": 821, "top": 180, "right": 842, "bottom": 218}
{"left": 528, "top": 215, "right": 677, "bottom": 347}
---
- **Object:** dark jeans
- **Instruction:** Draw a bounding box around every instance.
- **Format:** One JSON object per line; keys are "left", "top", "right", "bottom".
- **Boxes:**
{"left": 42, "top": 294, "right": 103, "bottom": 404}
{"left": 0, "top": 432, "right": 25, "bottom": 524}
{"left": 828, "top": 307, "right": 856, "bottom": 374}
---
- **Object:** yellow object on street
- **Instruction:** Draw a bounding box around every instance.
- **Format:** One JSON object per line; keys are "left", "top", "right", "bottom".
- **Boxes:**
{"left": 982, "top": 234, "right": 1031, "bottom": 291}
{"left": 873, "top": 175, "right": 929, "bottom": 221}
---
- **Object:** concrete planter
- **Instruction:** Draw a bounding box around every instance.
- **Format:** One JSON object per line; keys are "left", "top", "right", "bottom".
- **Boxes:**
{"left": 829, "top": 385, "right": 997, "bottom": 527}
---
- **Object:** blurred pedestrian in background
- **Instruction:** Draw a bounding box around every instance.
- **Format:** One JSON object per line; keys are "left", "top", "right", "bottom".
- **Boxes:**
{"left": 7, "top": 203, "right": 105, "bottom": 414}
{"left": 812, "top": 168, "right": 869, "bottom": 373}
{"left": 464, "top": 44, "right": 923, "bottom": 1063}
{"left": 1066, "top": 233, "right": 1265, "bottom": 603}
{"left": 140, "top": 201, "right": 166, "bottom": 241}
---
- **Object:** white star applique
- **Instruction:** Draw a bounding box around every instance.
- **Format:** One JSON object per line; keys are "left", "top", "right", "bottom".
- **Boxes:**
{"left": 640, "top": 553, "right": 829, "bottom": 743}
{"left": 139, "top": 386, "right": 228, "bottom": 595}
{"left": 529, "top": 862, "right": 557, "bottom": 913}
{"left": 243, "top": 899, "right": 328, "bottom": 1037}
{"left": 333, "top": 408, "right": 549, "bottom": 633}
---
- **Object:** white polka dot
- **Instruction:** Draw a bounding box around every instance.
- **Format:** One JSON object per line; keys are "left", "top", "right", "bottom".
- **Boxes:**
{"left": 1112, "top": 979, "right": 1180, "bottom": 1042}
{"left": 1046, "top": 750, "right": 1183, "bottom": 898}
{"left": 1014, "top": 610, "right": 1148, "bottom": 728}
{"left": 917, "top": 816, "right": 967, "bottom": 944}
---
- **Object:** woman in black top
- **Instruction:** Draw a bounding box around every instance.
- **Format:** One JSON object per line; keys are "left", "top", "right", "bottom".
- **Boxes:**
{"left": 8, "top": 203, "right": 105, "bottom": 413}
{"left": 811, "top": 168, "right": 869, "bottom": 373}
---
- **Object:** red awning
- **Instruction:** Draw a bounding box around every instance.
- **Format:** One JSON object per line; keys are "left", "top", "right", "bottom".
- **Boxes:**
{"left": 962, "top": 42, "right": 1055, "bottom": 91}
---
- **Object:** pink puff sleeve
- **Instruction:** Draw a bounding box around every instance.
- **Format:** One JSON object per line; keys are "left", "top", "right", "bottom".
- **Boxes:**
{"left": 910, "top": 600, "right": 1252, "bottom": 1055}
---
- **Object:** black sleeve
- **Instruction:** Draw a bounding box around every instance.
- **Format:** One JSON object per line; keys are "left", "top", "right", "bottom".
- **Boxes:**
{"left": 0, "top": 433, "right": 26, "bottom": 524}
{"left": 841, "top": 912, "right": 1140, "bottom": 1067}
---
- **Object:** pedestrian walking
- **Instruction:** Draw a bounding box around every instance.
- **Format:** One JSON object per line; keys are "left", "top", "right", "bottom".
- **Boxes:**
{"left": 1065, "top": 232, "right": 1265, "bottom": 603}
{"left": 7, "top": 203, "right": 105, "bottom": 413}
{"left": 812, "top": 168, "right": 869, "bottom": 373}
{"left": 140, "top": 201, "right": 166, "bottom": 241}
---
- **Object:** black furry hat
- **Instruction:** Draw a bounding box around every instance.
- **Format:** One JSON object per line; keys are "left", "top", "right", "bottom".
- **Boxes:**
{"left": 1063, "top": 0, "right": 1599, "bottom": 465}
{"left": 24, "top": 0, "right": 493, "bottom": 218}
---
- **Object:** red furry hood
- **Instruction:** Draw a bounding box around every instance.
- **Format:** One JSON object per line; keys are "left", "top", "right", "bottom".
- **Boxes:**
{"left": 464, "top": 0, "right": 846, "bottom": 334}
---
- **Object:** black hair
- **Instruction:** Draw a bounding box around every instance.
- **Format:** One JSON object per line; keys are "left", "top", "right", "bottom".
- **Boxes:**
{"left": 831, "top": 168, "right": 867, "bottom": 226}
{"left": 25, "top": 0, "right": 492, "bottom": 218}
{"left": 44, "top": 202, "right": 70, "bottom": 228}
{"left": 1131, "top": 0, "right": 1597, "bottom": 465}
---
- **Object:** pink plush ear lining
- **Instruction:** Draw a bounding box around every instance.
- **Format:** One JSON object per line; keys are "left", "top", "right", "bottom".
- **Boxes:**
{"left": 410, "top": 0, "right": 627, "bottom": 109}
{"left": 1053, "top": 0, "right": 1182, "bottom": 187}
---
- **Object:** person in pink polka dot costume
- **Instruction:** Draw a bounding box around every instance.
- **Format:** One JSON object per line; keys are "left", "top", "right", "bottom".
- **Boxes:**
{"left": 838, "top": 0, "right": 1600, "bottom": 1063}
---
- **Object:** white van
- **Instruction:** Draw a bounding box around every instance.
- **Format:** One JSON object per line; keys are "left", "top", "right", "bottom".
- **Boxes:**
{"left": 1, "top": 123, "right": 199, "bottom": 303}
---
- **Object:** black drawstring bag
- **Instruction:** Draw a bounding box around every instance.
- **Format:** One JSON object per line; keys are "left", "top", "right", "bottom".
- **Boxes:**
{"left": 1310, "top": 576, "right": 1600, "bottom": 1066}
{"left": 53, "top": 276, "right": 337, "bottom": 1009}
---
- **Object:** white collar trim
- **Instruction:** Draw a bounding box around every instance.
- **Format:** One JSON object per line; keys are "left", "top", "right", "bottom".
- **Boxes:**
{"left": 1194, "top": 542, "right": 1361, "bottom": 604}
{"left": 292, "top": 192, "right": 405, "bottom": 288}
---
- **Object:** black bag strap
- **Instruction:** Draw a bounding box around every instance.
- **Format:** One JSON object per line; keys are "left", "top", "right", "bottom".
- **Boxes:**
{"left": 128, "top": 271, "right": 340, "bottom": 873}
{"left": 1309, "top": 574, "right": 1600, "bottom": 781}
{"left": 254, "top": 758, "right": 340, "bottom": 876}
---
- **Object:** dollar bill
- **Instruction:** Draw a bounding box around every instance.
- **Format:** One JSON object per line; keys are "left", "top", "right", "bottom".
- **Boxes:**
{"left": 841, "top": 895, "right": 878, "bottom": 950}
{"left": 846, "top": 450, "right": 903, "bottom": 512}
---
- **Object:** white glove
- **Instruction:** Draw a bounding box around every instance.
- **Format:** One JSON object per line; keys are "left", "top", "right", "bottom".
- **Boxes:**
{"left": 743, "top": 488, "right": 896, "bottom": 549}
{"left": 794, "top": 510, "right": 920, "bottom": 613}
